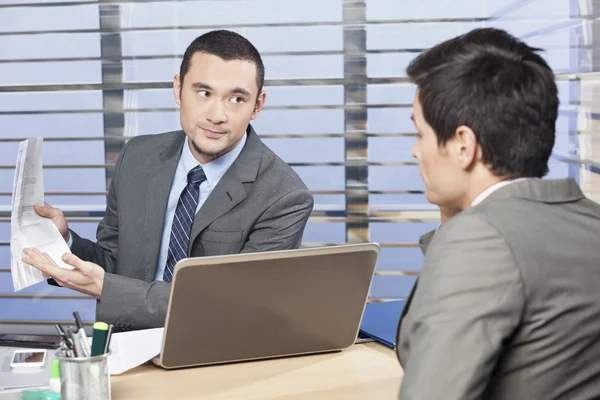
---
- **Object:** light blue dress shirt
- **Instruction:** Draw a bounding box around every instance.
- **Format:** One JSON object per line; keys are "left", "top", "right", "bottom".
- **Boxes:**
{"left": 154, "top": 134, "right": 247, "bottom": 281}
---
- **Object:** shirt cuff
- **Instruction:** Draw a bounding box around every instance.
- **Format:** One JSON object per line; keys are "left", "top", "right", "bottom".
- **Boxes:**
{"left": 66, "top": 231, "right": 73, "bottom": 248}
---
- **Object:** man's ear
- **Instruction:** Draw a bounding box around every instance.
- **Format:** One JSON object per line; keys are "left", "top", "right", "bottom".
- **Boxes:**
{"left": 451, "top": 125, "right": 479, "bottom": 171}
{"left": 251, "top": 91, "right": 266, "bottom": 120}
{"left": 173, "top": 74, "right": 182, "bottom": 106}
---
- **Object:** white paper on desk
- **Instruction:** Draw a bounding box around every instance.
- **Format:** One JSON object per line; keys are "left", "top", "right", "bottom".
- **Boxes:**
{"left": 10, "top": 137, "right": 73, "bottom": 291}
{"left": 108, "top": 328, "right": 164, "bottom": 375}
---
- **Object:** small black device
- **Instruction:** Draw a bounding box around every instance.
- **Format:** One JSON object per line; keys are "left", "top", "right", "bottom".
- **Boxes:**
{"left": 0, "top": 334, "right": 60, "bottom": 350}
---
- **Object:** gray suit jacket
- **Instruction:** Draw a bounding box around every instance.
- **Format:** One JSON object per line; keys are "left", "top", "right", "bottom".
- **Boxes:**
{"left": 69, "top": 126, "right": 314, "bottom": 331}
{"left": 396, "top": 178, "right": 600, "bottom": 400}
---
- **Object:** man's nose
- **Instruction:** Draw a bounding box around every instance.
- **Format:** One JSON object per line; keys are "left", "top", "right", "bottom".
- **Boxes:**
{"left": 410, "top": 142, "right": 420, "bottom": 160}
{"left": 206, "top": 100, "right": 227, "bottom": 124}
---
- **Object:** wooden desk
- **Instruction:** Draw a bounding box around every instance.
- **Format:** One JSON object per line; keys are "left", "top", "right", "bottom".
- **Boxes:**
{"left": 111, "top": 343, "right": 403, "bottom": 399}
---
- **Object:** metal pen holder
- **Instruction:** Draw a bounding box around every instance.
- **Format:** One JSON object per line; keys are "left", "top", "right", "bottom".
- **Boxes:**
{"left": 56, "top": 350, "right": 111, "bottom": 400}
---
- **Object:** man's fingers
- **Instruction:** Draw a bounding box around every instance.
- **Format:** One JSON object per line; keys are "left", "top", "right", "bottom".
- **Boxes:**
{"left": 22, "top": 249, "right": 99, "bottom": 296}
{"left": 30, "top": 248, "right": 50, "bottom": 262}
{"left": 23, "top": 248, "right": 42, "bottom": 260}
{"left": 34, "top": 204, "right": 51, "bottom": 217}
{"left": 33, "top": 205, "right": 44, "bottom": 216}
{"left": 42, "top": 252, "right": 55, "bottom": 265}
{"left": 22, "top": 248, "right": 64, "bottom": 278}
{"left": 22, "top": 255, "right": 50, "bottom": 275}
{"left": 62, "top": 253, "right": 90, "bottom": 275}
{"left": 21, "top": 256, "right": 36, "bottom": 268}
{"left": 23, "top": 248, "right": 61, "bottom": 268}
{"left": 34, "top": 202, "right": 60, "bottom": 218}
{"left": 54, "top": 278, "right": 67, "bottom": 287}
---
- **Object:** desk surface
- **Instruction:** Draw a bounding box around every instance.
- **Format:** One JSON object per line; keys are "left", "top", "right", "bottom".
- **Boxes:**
{"left": 111, "top": 342, "right": 403, "bottom": 400}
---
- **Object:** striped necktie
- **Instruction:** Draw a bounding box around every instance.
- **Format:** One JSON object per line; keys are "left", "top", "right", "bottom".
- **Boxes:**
{"left": 163, "top": 165, "right": 206, "bottom": 282}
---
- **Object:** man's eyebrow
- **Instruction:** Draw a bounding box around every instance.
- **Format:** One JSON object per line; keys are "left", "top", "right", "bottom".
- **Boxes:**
{"left": 410, "top": 114, "right": 415, "bottom": 121}
{"left": 231, "top": 87, "right": 251, "bottom": 97}
{"left": 191, "top": 82, "right": 251, "bottom": 97}
{"left": 191, "top": 82, "right": 213, "bottom": 90}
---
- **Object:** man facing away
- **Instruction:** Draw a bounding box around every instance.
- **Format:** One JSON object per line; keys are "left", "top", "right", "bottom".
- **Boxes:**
{"left": 22, "top": 30, "right": 314, "bottom": 331}
{"left": 396, "top": 27, "right": 600, "bottom": 400}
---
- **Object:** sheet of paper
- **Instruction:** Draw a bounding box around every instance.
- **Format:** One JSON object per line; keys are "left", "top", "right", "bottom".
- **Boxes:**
{"left": 107, "top": 328, "right": 164, "bottom": 375}
{"left": 10, "top": 137, "right": 73, "bottom": 291}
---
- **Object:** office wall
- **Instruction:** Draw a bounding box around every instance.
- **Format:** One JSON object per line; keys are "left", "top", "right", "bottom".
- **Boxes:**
{"left": 1, "top": 0, "right": 598, "bottom": 333}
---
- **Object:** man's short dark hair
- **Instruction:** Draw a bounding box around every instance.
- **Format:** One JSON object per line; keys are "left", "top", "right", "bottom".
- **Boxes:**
{"left": 180, "top": 30, "right": 265, "bottom": 94}
{"left": 407, "top": 27, "right": 558, "bottom": 178}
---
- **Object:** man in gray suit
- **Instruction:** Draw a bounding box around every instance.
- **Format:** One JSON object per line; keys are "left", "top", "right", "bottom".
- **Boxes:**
{"left": 22, "top": 30, "right": 314, "bottom": 331}
{"left": 396, "top": 28, "right": 600, "bottom": 399}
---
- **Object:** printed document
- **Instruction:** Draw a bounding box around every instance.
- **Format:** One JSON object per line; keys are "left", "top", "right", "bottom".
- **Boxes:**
{"left": 108, "top": 328, "right": 164, "bottom": 375}
{"left": 10, "top": 137, "right": 72, "bottom": 291}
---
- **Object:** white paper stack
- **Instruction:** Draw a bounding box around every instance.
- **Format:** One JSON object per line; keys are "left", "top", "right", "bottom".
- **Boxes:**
{"left": 10, "top": 137, "right": 72, "bottom": 291}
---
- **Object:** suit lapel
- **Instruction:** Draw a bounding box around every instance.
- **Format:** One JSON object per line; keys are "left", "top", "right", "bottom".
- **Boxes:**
{"left": 187, "top": 174, "right": 247, "bottom": 253}
{"left": 395, "top": 277, "right": 418, "bottom": 363}
{"left": 395, "top": 232, "right": 431, "bottom": 352}
{"left": 143, "top": 132, "right": 185, "bottom": 282}
{"left": 188, "top": 126, "right": 262, "bottom": 252}
{"left": 397, "top": 230, "right": 432, "bottom": 325}
{"left": 400, "top": 279, "right": 418, "bottom": 321}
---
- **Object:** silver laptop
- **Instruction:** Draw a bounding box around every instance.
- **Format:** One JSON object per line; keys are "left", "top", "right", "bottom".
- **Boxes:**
{"left": 153, "top": 242, "right": 380, "bottom": 369}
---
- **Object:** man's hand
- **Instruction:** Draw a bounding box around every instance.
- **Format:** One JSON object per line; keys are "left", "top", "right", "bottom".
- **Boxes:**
{"left": 22, "top": 249, "right": 104, "bottom": 299}
{"left": 34, "top": 202, "right": 70, "bottom": 243}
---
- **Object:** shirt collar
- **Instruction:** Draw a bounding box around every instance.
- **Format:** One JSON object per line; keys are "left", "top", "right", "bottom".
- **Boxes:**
{"left": 471, "top": 177, "right": 537, "bottom": 207}
{"left": 180, "top": 132, "right": 247, "bottom": 188}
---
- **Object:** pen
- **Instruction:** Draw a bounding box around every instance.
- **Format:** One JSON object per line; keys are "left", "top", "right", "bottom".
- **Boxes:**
{"left": 73, "top": 311, "right": 91, "bottom": 357}
{"left": 59, "top": 339, "right": 73, "bottom": 358}
{"left": 59, "top": 341, "right": 67, "bottom": 357}
{"left": 58, "top": 324, "right": 75, "bottom": 354}
{"left": 67, "top": 327, "right": 83, "bottom": 358}
{"left": 55, "top": 324, "right": 69, "bottom": 343}
{"left": 72, "top": 330, "right": 85, "bottom": 358}
{"left": 55, "top": 324, "right": 71, "bottom": 357}
{"left": 75, "top": 328, "right": 91, "bottom": 358}
{"left": 104, "top": 324, "right": 113, "bottom": 354}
